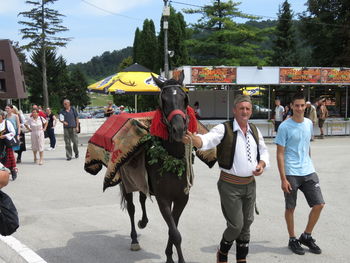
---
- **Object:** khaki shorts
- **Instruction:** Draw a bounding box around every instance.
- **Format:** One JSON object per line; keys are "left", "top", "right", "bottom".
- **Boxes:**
{"left": 284, "top": 173, "right": 325, "bottom": 209}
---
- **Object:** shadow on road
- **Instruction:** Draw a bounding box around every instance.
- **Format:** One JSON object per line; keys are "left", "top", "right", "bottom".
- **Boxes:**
{"left": 37, "top": 230, "right": 161, "bottom": 263}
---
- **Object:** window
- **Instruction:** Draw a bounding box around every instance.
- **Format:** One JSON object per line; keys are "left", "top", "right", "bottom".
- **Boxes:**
{"left": 0, "top": 79, "right": 6, "bottom": 92}
{"left": 0, "top": 60, "right": 4, "bottom": 71}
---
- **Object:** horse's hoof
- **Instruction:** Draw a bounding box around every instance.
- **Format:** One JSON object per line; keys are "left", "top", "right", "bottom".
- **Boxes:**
{"left": 130, "top": 243, "right": 141, "bottom": 251}
{"left": 138, "top": 219, "right": 148, "bottom": 229}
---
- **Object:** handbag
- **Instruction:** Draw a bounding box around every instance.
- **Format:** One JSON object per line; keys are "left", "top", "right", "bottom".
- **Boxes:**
{"left": 5, "top": 137, "right": 19, "bottom": 148}
{"left": 76, "top": 122, "right": 81, "bottom": 134}
{"left": 0, "top": 190, "right": 19, "bottom": 236}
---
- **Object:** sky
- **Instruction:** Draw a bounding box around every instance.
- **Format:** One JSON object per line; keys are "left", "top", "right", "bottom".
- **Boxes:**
{"left": 0, "top": 0, "right": 307, "bottom": 64}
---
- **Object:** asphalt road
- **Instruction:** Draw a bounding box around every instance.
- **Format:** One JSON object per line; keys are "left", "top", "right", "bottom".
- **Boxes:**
{"left": 3, "top": 136, "right": 350, "bottom": 263}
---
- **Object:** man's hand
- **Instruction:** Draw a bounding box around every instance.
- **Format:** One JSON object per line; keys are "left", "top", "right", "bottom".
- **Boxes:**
{"left": 0, "top": 170, "right": 10, "bottom": 189}
{"left": 281, "top": 178, "right": 292, "bottom": 194}
{"left": 253, "top": 164, "right": 264, "bottom": 176}
{"left": 182, "top": 131, "right": 203, "bottom": 148}
{"left": 63, "top": 121, "right": 68, "bottom": 126}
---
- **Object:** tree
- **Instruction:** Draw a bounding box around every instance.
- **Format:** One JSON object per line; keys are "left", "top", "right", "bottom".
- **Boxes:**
{"left": 117, "top": 56, "right": 133, "bottom": 72}
{"left": 26, "top": 48, "right": 70, "bottom": 111}
{"left": 185, "top": 0, "right": 271, "bottom": 66}
{"left": 18, "top": 0, "right": 70, "bottom": 108}
{"left": 158, "top": 7, "right": 190, "bottom": 70}
{"left": 271, "top": 0, "right": 298, "bottom": 66}
{"left": 137, "top": 19, "right": 159, "bottom": 72}
{"left": 133, "top": 28, "right": 142, "bottom": 64}
{"left": 299, "top": 0, "right": 350, "bottom": 66}
{"left": 69, "top": 47, "right": 133, "bottom": 84}
{"left": 67, "top": 68, "right": 91, "bottom": 110}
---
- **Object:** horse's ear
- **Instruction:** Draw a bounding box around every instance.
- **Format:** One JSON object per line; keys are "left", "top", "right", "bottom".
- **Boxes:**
{"left": 178, "top": 71, "right": 185, "bottom": 86}
{"left": 152, "top": 74, "right": 164, "bottom": 89}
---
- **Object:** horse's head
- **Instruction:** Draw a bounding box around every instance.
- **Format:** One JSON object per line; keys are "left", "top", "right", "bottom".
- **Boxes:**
{"left": 152, "top": 73, "right": 188, "bottom": 142}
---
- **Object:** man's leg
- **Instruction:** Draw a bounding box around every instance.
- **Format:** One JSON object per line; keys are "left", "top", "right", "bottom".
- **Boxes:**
{"left": 236, "top": 181, "right": 256, "bottom": 263}
{"left": 285, "top": 208, "right": 296, "bottom": 238}
{"left": 71, "top": 128, "right": 79, "bottom": 157}
{"left": 64, "top": 128, "right": 72, "bottom": 159}
{"left": 284, "top": 176, "right": 305, "bottom": 255}
{"left": 299, "top": 173, "right": 325, "bottom": 254}
{"left": 217, "top": 180, "right": 245, "bottom": 262}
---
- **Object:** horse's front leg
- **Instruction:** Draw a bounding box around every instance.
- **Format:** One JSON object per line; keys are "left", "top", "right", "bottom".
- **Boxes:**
{"left": 138, "top": 192, "right": 149, "bottom": 229}
{"left": 125, "top": 192, "right": 141, "bottom": 251}
{"left": 171, "top": 195, "right": 189, "bottom": 263}
{"left": 165, "top": 195, "right": 189, "bottom": 263}
{"left": 156, "top": 197, "right": 186, "bottom": 263}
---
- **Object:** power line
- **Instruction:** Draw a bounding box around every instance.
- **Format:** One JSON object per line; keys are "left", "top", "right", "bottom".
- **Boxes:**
{"left": 80, "top": 0, "right": 143, "bottom": 21}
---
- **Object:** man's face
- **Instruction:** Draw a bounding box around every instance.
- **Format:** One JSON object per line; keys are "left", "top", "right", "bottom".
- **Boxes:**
{"left": 292, "top": 99, "right": 306, "bottom": 116}
{"left": 63, "top": 101, "right": 70, "bottom": 109}
{"left": 275, "top": 100, "right": 280, "bottom": 106}
{"left": 233, "top": 101, "right": 252, "bottom": 123}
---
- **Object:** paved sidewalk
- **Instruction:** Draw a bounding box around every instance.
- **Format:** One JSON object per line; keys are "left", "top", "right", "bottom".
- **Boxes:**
{"left": 1, "top": 136, "right": 350, "bottom": 262}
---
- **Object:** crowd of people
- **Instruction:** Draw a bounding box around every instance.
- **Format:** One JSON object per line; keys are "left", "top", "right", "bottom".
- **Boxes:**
{"left": 0, "top": 99, "right": 80, "bottom": 181}
{"left": 273, "top": 97, "right": 329, "bottom": 138}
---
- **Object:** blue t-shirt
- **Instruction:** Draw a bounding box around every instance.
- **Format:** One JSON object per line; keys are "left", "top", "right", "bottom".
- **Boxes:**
{"left": 275, "top": 118, "right": 315, "bottom": 176}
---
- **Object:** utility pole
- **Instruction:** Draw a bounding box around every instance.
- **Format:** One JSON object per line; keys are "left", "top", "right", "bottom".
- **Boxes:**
{"left": 163, "top": 0, "right": 170, "bottom": 79}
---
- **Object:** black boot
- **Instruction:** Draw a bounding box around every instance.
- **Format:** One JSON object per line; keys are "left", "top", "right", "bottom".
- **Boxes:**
{"left": 11, "top": 169, "right": 17, "bottom": 181}
{"left": 217, "top": 237, "right": 233, "bottom": 263}
{"left": 236, "top": 239, "right": 249, "bottom": 262}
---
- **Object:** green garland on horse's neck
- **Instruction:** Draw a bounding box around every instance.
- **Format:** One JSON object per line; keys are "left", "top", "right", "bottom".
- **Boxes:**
{"left": 141, "top": 134, "right": 186, "bottom": 177}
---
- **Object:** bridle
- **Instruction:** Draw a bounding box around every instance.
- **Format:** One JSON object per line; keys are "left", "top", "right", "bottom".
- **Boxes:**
{"left": 159, "top": 84, "right": 189, "bottom": 139}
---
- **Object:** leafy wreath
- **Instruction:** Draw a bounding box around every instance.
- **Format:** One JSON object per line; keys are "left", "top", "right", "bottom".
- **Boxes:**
{"left": 141, "top": 134, "right": 186, "bottom": 177}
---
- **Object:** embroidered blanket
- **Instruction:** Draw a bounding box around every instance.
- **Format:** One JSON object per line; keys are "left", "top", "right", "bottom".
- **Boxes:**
{"left": 84, "top": 112, "right": 216, "bottom": 191}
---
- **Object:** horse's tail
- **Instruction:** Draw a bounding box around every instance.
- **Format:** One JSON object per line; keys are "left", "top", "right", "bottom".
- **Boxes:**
{"left": 119, "top": 182, "right": 127, "bottom": 210}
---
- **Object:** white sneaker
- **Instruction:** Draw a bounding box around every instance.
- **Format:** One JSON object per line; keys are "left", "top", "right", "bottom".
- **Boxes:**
{"left": 47, "top": 147, "right": 53, "bottom": 151}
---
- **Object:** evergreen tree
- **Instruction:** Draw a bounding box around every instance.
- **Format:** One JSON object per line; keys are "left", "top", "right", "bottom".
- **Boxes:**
{"left": 133, "top": 28, "right": 142, "bottom": 64}
{"left": 26, "top": 48, "right": 70, "bottom": 111}
{"left": 185, "top": 0, "right": 271, "bottom": 66}
{"left": 67, "top": 68, "right": 91, "bottom": 110}
{"left": 158, "top": 7, "right": 190, "bottom": 70}
{"left": 118, "top": 56, "right": 133, "bottom": 72}
{"left": 300, "top": 0, "right": 350, "bottom": 66}
{"left": 138, "top": 19, "right": 159, "bottom": 72}
{"left": 18, "top": 0, "right": 70, "bottom": 108}
{"left": 271, "top": 0, "right": 298, "bottom": 66}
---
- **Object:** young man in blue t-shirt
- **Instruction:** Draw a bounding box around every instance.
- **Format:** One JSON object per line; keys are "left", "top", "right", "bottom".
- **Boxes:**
{"left": 275, "top": 93, "right": 325, "bottom": 255}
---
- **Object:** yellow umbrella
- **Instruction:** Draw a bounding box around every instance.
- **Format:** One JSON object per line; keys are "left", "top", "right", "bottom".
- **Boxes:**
{"left": 240, "top": 86, "right": 266, "bottom": 96}
{"left": 87, "top": 73, "right": 118, "bottom": 93}
{"left": 107, "top": 64, "right": 161, "bottom": 94}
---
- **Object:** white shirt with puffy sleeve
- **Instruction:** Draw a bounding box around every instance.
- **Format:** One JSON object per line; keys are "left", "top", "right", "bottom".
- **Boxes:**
{"left": 197, "top": 119, "right": 270, "bottom": 177}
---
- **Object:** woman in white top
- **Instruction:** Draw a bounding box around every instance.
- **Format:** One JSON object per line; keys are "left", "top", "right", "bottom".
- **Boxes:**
{"left": 25, "top": 109, "right": 47, "bottom": 165}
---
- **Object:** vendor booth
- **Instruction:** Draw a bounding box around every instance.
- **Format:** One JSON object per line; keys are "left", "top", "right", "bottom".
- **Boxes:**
{"left": 169, "top": 66, "right": 350, "bottom": 136}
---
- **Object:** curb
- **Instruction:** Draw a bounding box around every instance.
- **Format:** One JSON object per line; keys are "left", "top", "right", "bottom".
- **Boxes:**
{"left": 0, "top": 235, "right": 47, "bottom": 263}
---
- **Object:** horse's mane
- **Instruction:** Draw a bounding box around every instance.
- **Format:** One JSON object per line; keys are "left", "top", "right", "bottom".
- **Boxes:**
{"left": 163, "top": 79, "right": 181, "bottom": 87}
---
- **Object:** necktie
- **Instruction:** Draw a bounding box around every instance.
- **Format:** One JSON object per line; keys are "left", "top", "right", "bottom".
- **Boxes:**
{"left": 247, "top": 134, "right": 252, "bottom": 163}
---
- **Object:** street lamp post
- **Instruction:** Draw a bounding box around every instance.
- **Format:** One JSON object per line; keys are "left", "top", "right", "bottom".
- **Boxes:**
{"left": 163, "top": 0, "right": 170, "bottom": 79}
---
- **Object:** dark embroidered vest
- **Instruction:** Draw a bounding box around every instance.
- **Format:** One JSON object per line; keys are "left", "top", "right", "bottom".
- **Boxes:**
{"left": 217, "top": 120, "right": 260, "bottom": 170}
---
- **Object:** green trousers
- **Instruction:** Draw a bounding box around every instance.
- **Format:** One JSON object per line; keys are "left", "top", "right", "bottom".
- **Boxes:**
{"left": 63, "top": 127, "right": 79, "bottom": 159}
{"left": 217, "top": 179, "right": 256, "bottom": 242}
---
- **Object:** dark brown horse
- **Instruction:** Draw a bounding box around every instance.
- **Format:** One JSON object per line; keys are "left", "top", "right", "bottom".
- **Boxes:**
{"left": 122, "top": 74, "right": 192, "bottom": 263}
